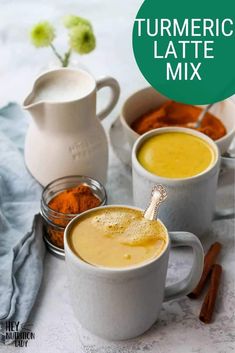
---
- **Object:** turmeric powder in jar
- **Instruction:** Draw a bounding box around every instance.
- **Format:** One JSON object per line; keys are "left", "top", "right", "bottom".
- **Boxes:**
{"left": 41, "top": 176, "right": 107, "bottom": 250}
{"left": 49, "top": 184, "right": 101, "bottom": 215}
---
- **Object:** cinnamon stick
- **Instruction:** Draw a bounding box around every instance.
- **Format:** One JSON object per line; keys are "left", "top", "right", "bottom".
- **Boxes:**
{"left": 188, "top": 242, "right": 222, "bottom": 299}
{"left": 199, "top": 264, "right": 222, "bottom": 324}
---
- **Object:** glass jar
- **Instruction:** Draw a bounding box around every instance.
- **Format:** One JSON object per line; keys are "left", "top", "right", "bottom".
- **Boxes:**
{"left": 41, "top": 175, "right": 107, "bottom": 257}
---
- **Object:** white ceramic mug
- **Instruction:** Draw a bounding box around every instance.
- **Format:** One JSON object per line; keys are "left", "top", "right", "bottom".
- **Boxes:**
{"left": 132, "top": 127, "right": 235, "bottom": 237}
{"left": 64, "top": 205, "right": 204, "bottom": 341}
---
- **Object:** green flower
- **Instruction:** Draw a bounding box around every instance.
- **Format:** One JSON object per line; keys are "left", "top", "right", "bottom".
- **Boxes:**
{"left": 69, "top": 24, "right": 96, "bottom": 54}
{"left": 63, "top": 15, "right": 92, "bottom": 30}
{"left": 30, "top": 21, "right": 55, "bottom": 47}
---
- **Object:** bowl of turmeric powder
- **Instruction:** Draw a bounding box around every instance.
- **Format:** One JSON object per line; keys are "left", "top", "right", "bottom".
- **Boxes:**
{"left": 41, "top": 175, "right": 107, "bottom": 257}
{"left": 120, "top": 87, "right": 235, "bottom": 156}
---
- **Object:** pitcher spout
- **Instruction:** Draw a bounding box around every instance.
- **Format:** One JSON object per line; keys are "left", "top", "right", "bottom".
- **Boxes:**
{"left": 22, "top": 89, "right": 46, "bottom": 127}
{"left": 23, "top": 90, "right": 42, "bottom": 109}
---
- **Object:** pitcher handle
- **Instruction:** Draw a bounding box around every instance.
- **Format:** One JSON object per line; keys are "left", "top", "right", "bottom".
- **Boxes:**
{"left": 96, "top": 77, "right": 120, "bottom": 121}
{"left": 164, "top": 232, "right": 204, "bottom": 302}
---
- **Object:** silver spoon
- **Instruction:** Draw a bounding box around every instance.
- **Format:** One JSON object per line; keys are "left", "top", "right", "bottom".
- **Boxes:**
{"left": 187, "top": 103, "right": 214, "bottom": 129}
{"left": 144, "top": 184, "right": 167, "bottom": 221}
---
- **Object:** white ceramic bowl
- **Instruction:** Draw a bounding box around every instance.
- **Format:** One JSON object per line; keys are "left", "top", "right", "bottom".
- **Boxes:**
{"left": 120, "top": 87, "right": 235, "bottom": 155}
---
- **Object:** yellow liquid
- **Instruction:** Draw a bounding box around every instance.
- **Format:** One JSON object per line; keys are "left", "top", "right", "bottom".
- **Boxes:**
{"left": 69, "top": 207, "right": 168, "bottom": 268}
{"left": 137, "top": 132, "right": 215, "bottom": 179}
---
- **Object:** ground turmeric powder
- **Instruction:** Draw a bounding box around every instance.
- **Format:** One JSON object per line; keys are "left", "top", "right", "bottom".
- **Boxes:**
{"left": 131, "top": 100, "right": 226, "bottom": 141}
{"left": 49, "top": 184, "right": 101, "bottom": 214}
{"left": 46, "top": 184, "right": 101, "bottom": 249}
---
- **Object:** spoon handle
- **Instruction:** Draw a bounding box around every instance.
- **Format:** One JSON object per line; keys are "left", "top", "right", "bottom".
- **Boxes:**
{"left": 144, "top": 185, "right": 167, "bottom": 221}
{"left": 194, "top": 103, "right": 214, "bottom": 128}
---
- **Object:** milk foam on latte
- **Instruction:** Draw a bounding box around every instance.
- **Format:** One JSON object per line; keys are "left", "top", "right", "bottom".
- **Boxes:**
{"left": 69, "top": 207, "right": 168, "bottom": 268}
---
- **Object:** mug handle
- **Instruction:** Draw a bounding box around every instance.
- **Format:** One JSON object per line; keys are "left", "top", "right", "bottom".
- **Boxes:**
{"left": 164, "top": 232, "right": 204, "bottom": 302}
{"left": 96, "top": 77, "right": 120, "bottom": 121}
{"left": 221, "top": 154, "right": 235, "bottom": 170}
{"left": 214, "top": 155, "right": 235, "bottom": 219}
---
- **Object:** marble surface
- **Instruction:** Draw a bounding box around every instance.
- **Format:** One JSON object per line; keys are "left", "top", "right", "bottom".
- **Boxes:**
{"left": 0, "top": 1, "right": 235, "bottom": 352}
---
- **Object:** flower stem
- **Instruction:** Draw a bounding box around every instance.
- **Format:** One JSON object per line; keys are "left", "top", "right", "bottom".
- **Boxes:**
{"left": 49, "top": 43, "right": 66, "bottom": 66}
{"left": 62, "top": 49, "right": 71, "bottom": 67}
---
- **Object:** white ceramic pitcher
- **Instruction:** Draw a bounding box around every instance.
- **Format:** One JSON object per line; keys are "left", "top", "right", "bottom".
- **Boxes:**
{"left": 23, "top": 68, "right": 120, "bottom": 186}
